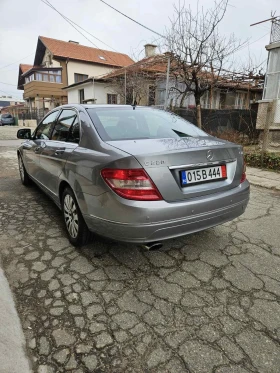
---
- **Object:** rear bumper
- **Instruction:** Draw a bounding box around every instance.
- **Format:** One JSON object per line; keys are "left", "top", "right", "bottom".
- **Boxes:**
{"left": 83, "top": 181, "right": 250, "bottom": 243}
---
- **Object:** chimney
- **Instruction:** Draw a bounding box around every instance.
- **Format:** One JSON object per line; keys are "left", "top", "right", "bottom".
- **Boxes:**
{"left": 68, "top": 40, "right": 79, "bottom": 44}
{"left": 144, "top": 44, "right": 157, "bottom": 58}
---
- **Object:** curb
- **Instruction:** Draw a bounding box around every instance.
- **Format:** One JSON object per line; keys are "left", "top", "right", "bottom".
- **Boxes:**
{"left": 247, "top": 178, "right": 280, "bottom": 191}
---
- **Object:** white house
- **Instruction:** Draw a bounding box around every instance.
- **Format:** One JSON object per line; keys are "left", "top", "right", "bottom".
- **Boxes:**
{"left": 63, "top": 77, "right": 120, "bottom": 105}
{"left": 63, "top": 43, "right": 262, "bottom": 109}
{"left": 18, "top": 36, "right": 133, "bottom": 111}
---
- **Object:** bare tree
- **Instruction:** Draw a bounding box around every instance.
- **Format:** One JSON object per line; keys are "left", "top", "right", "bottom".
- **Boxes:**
{"left": 165, "top": 0, "right": 245, "bottom": 128}
{"left": 108, "top": 70, "right": 152, "bottom": 105}
{"left": 107, "top": 56, "right": 168, "bottom": 105}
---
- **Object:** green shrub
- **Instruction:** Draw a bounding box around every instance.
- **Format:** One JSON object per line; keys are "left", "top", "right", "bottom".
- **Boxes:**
{"left": 244, "top": 151, "right": 280, "bottom": 171}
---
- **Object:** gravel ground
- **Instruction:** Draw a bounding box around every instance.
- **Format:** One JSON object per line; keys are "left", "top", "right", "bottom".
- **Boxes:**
{"left": 0, "top": 145, "right": 280, "bottom": 373}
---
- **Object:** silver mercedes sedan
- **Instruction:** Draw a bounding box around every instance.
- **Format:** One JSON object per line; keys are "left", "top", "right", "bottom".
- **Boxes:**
{"left": 17, "top": 105, "right": 249, "bottom": 248}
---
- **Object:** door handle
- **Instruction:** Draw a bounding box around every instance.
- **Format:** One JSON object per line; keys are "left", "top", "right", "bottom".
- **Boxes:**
{"left": 55, "top": 148, "right": 65, "bottom": 155}
{"left": 23, "top": 143, "right": 33, "bottom": 150}
{"left": 34, "top": 142, "right": 46, "bottom": 153}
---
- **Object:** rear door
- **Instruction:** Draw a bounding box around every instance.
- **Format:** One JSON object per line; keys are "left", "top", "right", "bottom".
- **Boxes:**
{"left": 39, "top": 109, "right": 80, "bottom": 196}
{"left": 23, "top": 111, "right": 59, "bottom": 181}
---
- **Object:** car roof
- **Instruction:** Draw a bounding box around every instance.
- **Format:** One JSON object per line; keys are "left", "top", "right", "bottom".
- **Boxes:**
{"left": 54, "top": 104, "right": 150, "bottom": 110}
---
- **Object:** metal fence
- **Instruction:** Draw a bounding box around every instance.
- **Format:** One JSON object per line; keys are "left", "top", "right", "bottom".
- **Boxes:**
{"left": 271, "top": 19, "right": 280, "bottom": 44}
{"left": 174, "top": 105, "right": 259, "bottom": 142}
{"left": 18, "top": 108, "right": 46, "bottom": 124}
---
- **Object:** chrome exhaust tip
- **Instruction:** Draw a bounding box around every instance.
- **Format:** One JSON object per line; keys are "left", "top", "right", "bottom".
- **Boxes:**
{"left": 141, "top": 242, "right": 163, "bottom": 251}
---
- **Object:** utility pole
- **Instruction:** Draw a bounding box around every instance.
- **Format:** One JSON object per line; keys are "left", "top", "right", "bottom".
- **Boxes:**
{"left": 124, "top": 68, "right": 127, "bottom": 105}
{"left": 251, "top": 12, "right": 280, "bottom": 163}
{"left": 164, "top": 56, "right": 170, "bottom": 110}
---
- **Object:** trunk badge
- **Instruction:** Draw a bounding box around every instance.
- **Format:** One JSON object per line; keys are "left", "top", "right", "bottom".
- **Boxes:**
{"left": 206, "top": 150, "right": 214, "bottom": 161}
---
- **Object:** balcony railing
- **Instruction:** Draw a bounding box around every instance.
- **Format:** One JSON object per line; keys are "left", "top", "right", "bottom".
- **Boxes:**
{"left": 25, "top": 70, "right": 62, "bottom": 84}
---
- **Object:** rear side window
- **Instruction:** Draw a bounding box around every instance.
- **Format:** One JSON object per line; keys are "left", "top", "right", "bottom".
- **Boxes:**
{"left": 52, "top": 109, "right": 77, "bottom": 142}
{"left": 87, "top": 107, "right": 207, "bottom": 141}
{"left": 68, "top": 116, "right": 80, "bottom": 144}
{"left": 35, "top": 111, "right": 59, "bottom": 140}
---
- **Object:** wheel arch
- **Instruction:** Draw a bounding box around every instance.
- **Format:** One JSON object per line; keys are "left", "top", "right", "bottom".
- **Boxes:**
{"left": 58, "top": 180, "right": 85, "bottom": 214}
{"left": 59, "top": 180, "right": 71, "bottom": 205}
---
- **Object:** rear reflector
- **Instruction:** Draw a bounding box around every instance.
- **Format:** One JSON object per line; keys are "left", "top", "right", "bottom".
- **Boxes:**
{"left": 101, "top": 168, "right": 162, "bottom": 201}
{"left": 221, "top": 165, "right": 227, "bottom": 178}
{"left": 241, "top": 159, "right": 246, "bottom": 183}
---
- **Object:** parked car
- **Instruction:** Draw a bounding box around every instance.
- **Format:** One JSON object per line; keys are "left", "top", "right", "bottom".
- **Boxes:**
{"left": 0, "top": 113, "right": 15, "bottom": 126}
{"left": 17, "top": 105, "right": 249, "bottom": 247}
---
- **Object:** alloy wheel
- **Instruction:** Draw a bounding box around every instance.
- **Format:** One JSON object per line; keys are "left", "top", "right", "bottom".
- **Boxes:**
{"left": 64, "top": 194, "right": 79, "bottom": 238}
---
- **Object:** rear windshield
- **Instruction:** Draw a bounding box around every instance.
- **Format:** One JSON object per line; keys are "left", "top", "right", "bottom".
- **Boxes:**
{"left": 87, "top": 107, "right": 207, "bottom": 141}
{"left": 2, "top": 114, "right": 12, "bottom": 118}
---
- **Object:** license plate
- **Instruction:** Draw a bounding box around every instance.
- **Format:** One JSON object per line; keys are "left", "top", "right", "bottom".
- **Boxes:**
{"left": 181, "top": 165, "right": 227, "bottom": 186}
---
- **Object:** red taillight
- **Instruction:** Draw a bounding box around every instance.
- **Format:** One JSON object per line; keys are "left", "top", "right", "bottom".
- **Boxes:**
{"left": 241, "top": 159, "right": 246, "bottom": 183}
{"left": 101, "top": 168, "right": 163, "bottom": 201}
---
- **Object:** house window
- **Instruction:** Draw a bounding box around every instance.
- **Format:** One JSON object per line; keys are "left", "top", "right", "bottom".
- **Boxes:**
{"left": 35, "top": 73, "right": 42, "bottom": 81}
{"left": 107, "top": 94, "right": 117, "bottom": 104}
{"left": 201, "top": 91, "right": 209, "bottom": 108}
{"left": 235, "top": 92, "right": 245, "bottom": 109}
{"left": 74, "top": 73, "right": 89, "bottom": 83}
{"left": 148, "top": 86, "right": 156, "bottom": 106}
{"left": 29, "top": 70, "right": 62, "bottom": 83}
{"left": 79, "top": 89, "right": 85, "bottom": 104}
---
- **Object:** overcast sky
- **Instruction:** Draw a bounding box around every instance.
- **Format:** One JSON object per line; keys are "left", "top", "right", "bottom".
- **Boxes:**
{"left": 0, "top": 0, "right": 278, "bottom": 99}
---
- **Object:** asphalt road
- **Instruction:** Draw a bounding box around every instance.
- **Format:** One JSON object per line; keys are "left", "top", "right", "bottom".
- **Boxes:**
{"left": 0, "top": 144, "right": 280, "bottom": 373}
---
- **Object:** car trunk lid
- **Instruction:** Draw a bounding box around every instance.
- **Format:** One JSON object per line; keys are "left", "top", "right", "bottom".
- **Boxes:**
{"left": 106, "top": 137, "right": 244, "bottom": 202}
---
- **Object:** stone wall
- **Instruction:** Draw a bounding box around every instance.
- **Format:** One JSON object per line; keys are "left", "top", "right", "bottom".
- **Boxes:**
{"left": 256, "top": 100, "right": 280, "bottom": 130}
{"left": 17, "top": 119, "right": 37, "bottom": 128}
{"left": 256, "top": 100, "right": 280, "bottom": 148}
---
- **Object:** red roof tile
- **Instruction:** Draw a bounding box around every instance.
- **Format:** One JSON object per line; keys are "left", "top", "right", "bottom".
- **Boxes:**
{"left": 103, "top": 54, "right": 168, "bottom": 79}
{"left": 39, "top": 36, "right": 134, "bottom": 67}
{"left": 20, "top": 64, "right": 33, "bottom": 73}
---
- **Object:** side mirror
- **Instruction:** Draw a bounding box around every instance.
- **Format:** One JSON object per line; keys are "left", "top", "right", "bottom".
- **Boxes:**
{"left": 17, "top": 128, "right": 32, "bottom": 139}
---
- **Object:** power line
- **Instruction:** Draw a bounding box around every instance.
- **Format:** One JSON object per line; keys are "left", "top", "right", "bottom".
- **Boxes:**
{"left": 0, "top": 81, "right": 17, "bottom": 86}
{"left": 41, "top": 0, "right": 119, "bottom": 53}
{"left": 100, "top": 0, "right": 164, "bottom": 38}
{"left": 234, "top": 32, "right": 270, "bottom": 54}
{"left": 0, "top": 89, "right": 22, "bottom": 97}
{"left": 100, "top": 1, "right": 269, "bottom": 59}
{"left": 255, "top": 58, "right": 268, "bottom": 69}
{"left": 248, "top": 32, "right": 270, "bottom": 45}
{"left": 41, "top": 0, "right": 124, "bottom": 67}
{"left": 0, "top": 68, "right": 20, "bottom": 73}
{"left": 0, "top": 53, "right": 34, "bottom": 71}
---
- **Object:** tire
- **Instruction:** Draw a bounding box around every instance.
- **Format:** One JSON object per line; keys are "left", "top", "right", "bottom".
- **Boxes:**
{"left": 18, "top": 154, "right": 31, "bottom": 186}
{"left": 62, "top": 187, "right": 92, "bottom": 247}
